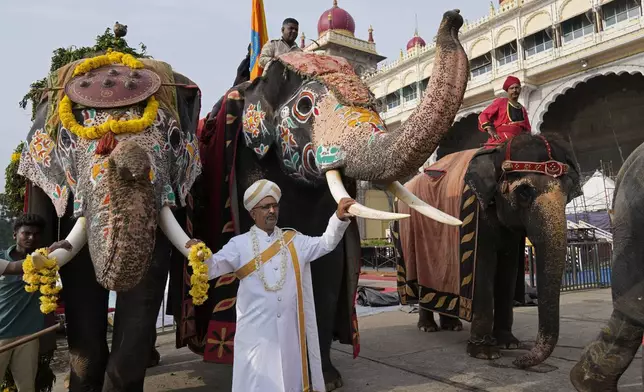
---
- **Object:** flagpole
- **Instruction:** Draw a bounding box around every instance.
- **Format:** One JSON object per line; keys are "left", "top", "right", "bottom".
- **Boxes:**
{"left": 250, "top": 0, "right": 269, "bottom": 81}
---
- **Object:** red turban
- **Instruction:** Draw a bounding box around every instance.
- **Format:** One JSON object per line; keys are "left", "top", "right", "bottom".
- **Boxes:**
{"left": 503, "top": 76, "right": 521, "bottom": 91}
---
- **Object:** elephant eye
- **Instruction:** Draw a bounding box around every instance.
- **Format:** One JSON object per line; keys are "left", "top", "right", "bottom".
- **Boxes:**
{"left": 296, "top": 96, "right": 313, "bottom": 116}
{"left": 515, "top": 183, "right": 536, "bottom": 207}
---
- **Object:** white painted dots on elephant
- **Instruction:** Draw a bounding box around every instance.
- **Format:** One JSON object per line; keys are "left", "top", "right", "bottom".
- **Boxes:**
{"left": 280, "top": 105, "right": 290, "bottom": 119}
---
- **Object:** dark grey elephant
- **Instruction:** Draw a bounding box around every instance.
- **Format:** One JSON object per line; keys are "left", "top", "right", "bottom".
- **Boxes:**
{"left": 393, "top": 133, "right": 582, "bottom": 368}
{"left": 570, "top": 141, "right": 644, "bottom": 391}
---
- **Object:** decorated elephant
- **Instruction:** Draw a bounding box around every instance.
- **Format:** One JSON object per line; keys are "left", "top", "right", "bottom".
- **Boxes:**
{"left": 16, "top": 39, "right": 203, "bottom": 390}
{"left": 172, "top": 9, "right": 469, "bottom": 391}
{"left": 392, "top": 132, "right": 582, "bottom": 368}
{"left": 569, "top": 141, "right": 644, "bottom": 391}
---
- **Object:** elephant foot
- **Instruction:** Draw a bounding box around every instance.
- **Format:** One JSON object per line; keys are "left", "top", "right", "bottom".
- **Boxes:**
{"left": 147, "top": 347, "right": 161, "bottom": 368}
{"left": 418, "top": 317, "right": 440, "bottom": 332}
{"left": 569, "top": 359, "right": 618, "bottom": 392}
{"left": 323, "top": 364, "right": 344, "bottom": 392}
{"left": 568, "top": 310, "right": 643, "bottom": 392}
{"left": 439, "top": 315, "right": 463, "bottom": 331}
{"left": 467, "top": 336, "right": 500, "bottom": 360}
{"left": 494, "top": 331, "right": 521, "bottom": 349}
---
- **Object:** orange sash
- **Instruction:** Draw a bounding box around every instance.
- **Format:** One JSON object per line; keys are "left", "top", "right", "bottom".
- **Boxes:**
{"left": 234, "top": 230, "right": 296, "bottom": 280}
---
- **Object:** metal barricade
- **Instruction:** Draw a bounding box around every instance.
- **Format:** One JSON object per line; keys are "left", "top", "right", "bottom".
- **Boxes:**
{"left": 525, "top": 240, "right": 613, "bottom": 291}
{"left": 360, "top": 245, "right": 398, "bottom": 270}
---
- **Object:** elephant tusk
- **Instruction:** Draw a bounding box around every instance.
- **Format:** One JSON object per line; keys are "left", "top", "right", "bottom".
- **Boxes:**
{"left": 158, "top": 206, "right": 192, "bottom": 258}
{"left": 325, "top": 170, "right": 410, "bottom": 221}
{"left": 387, "top": 181, "right": 463, "bottom": 226}
{"left": 48, "top": 217, "right": 88, "bottom": 267}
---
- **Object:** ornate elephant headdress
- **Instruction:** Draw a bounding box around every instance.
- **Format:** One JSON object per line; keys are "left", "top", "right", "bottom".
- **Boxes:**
{"left": 275, "top": 52, "right": 377, "bottom": 109}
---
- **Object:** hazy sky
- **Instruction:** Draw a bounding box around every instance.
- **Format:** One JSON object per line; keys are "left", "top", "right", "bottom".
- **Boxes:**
{"left": 0, "top": 0, "right": 488, "bottom": 191}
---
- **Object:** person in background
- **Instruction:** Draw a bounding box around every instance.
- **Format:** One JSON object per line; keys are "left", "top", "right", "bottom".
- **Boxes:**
{"left": 0, "top": 214, "right": 69, "bottom": 391}
{"left": 258, "top": 18, "right": 302, "bottom": 74}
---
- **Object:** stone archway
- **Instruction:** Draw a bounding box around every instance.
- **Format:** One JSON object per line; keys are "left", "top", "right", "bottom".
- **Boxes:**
{"left": 436, "top": 113, "right": 488, "bottom": 160}
{"left": 540, "top": 72, "right": 644, "bottom": 174}
{"left": 531, "top": 64, "right": 644, "bottom": 131}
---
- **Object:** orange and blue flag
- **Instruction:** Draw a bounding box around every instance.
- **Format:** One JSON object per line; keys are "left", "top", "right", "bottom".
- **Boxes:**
{"left": 250, "top": 0, "right": 268, "bottom": 80}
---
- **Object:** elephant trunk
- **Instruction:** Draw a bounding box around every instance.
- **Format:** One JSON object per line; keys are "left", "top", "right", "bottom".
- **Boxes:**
{"left": 338, "top": 10, "right": 469, "bottom": 183}
{"left": 514, "top": 188, "right": 567, "bottom": 368}
{"left": 90, "top": 140, "right": 158, "bottom": 292}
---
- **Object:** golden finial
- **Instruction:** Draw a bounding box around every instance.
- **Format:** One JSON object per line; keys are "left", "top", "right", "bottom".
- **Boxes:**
{"left": 400, "top": 49, "right": 404, "bottom": 59}
{"left": 333, "top": 0, "right": 338, "bottom": 7}
{"left": 489, "top": 1, "right": 496, "bottom": 15}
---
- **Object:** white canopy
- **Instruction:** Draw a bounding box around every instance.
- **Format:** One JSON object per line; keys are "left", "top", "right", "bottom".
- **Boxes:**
{"left": 566, "top": 170, "right": 615, "bottom": 214}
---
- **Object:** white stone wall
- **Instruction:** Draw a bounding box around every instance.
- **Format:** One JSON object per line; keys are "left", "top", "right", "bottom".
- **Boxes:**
{"left": 366, "top": 0, "right": 644, "bottom": 129}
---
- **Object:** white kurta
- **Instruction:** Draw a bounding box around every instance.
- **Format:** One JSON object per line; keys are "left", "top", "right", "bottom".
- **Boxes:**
{"left": 205, "top": 212, "right": 350, "bottom": 392}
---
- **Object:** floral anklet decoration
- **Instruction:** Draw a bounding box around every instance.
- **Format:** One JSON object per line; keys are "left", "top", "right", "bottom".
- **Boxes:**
{"left": 22, "top": 248, "right": 61, "bottom": 314}
{"left": 188, "top": 242, "right": 212, "bottom": 306}
{"left": 58, "top": 49, "right": 159, "bottom": 140}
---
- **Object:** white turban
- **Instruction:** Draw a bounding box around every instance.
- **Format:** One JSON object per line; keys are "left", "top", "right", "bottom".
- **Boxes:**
{"left": 243, "top": 179, "right": 282, "bottom": 211}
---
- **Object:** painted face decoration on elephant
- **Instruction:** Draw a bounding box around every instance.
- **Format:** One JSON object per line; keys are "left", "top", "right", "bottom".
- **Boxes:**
{"left": 243, "top": 80, "right": 323, "bottom": 183}
{"left": 241, "top": 53, "right": 387, "bottom": 185}
{"left": 17, "top": 53, "right": 203, "bottom": 292}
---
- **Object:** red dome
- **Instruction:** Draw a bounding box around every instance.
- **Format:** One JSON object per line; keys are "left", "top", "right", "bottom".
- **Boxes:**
{"left": 317, "top": 0, "right": 356, "bottom": 37}
{"left": 406, "top": 34, "right": 426, "bottom": 50}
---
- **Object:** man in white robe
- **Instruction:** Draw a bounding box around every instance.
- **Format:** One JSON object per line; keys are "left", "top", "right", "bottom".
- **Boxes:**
{"left": 187, "top": 179, "right": 355, "bottom": 392}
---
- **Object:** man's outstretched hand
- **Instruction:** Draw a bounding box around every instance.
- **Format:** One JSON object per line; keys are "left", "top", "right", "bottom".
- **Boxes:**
{"left": 336, "top": 198, "right": 356, "bottom": 221}
{"left": 48, "top": 240, "right": 72, "bottom": 253}
{"left": 185, "top": 239, "right": 204, "bottom": 249}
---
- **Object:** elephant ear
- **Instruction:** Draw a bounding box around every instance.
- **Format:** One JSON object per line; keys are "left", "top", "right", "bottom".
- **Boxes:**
{"left": 17, "top": 94, "right": 75, "bottom": 218}
{"left": 169, "top": 71, "right": 203, "bottom": 206}
{"left": 545, "top": 134, "right": 583, "bottom": 203}
{"left": 239, "top": 65, "right": 287, "bottom": 160}
{"left": 464, "top": 147, "right": 501, "bottom": 208}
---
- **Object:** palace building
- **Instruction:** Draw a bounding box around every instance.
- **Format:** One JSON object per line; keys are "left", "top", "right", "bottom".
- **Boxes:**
{"left": 307, "top": 0, "right": 644, "bottom": 239}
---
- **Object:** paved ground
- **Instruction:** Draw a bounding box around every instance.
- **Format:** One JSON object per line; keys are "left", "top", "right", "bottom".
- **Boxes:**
{"left": 50, "top": 285, "right": 642, "bottom": 391}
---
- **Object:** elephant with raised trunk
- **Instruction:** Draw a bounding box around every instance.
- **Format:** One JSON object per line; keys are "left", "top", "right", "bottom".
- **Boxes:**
{"left": 570, "top": 140, "right": 644, "bottom": 391}
{"left": 393, "top": 133, "right": 582, "bottom": 369}
{"left": 17, "top": 51, "right": 202, "bottom": 390}
{"left": 181, "top": 10, "right": 469, "bottom": 391}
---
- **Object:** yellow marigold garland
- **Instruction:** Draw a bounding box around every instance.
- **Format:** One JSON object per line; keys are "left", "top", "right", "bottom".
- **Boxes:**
{"left": 10, "top": 152, "right": 21, "bottom": 163}
{"left": 22, "top": 248, "right": 61, "bottom": 314}
{"left": 72, "top": 48, "right": 143, "bottom": 77}
{"left": 59, "top": 49, "right": 158, "bottom": 140}
{"left": 58, "top": 95, "right": 159, "bottom": 140}
{"left": 188, "top": 243, "right": 212, "bottom": 306}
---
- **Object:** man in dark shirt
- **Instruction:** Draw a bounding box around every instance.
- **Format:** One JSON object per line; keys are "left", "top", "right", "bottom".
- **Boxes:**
{"left": 0, "top": 214, "right": 69, "bottom": 391}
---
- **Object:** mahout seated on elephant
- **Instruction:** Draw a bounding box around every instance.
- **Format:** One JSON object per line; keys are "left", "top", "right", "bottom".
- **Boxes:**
{"left": 176, "top": 9, "right": 469, "bottom": 391}
{"left": 16, "top": 43, "right": 203, "bottom": 390}
{"left": 393, "top": 132, "right": 582, "bottom": 369}
{"left": 570, "top": 140, "right": 644, "bottom": 391}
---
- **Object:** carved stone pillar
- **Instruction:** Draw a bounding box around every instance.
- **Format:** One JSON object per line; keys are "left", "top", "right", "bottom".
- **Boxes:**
{"left": 594, "top": 6, "right": 604, "bottom": 32}
{"left": 520, "top": 83, "right": 536, "bottom": 107}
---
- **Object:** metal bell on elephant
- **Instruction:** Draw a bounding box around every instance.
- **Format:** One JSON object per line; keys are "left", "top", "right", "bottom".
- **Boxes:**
{"left": 65, "top": 64, "right": 161, "bottom": 108}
